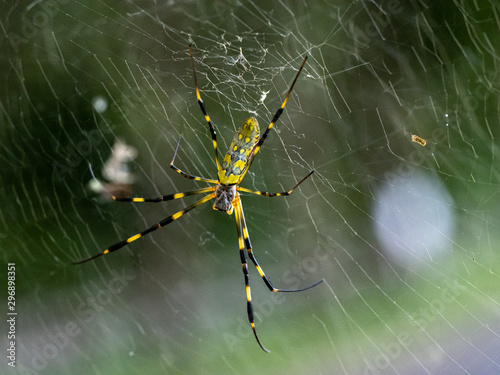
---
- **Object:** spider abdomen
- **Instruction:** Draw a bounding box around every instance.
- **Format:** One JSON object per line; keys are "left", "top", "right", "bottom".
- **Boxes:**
{"left": 218, "top": 117, "right": 260, "bottom": 185}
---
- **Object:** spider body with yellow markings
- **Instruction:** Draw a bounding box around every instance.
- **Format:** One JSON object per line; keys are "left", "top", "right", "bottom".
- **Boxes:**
{"left": 74, "top": 45, "right": 323, "bottom": 352}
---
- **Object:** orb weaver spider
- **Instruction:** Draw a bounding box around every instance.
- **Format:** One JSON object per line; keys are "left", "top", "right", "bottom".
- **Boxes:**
{"left": 74, "top": 45, "right": 323, "bottom": 352}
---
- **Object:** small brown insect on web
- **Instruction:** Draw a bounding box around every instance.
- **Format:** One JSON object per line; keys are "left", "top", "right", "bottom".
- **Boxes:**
{"left": 411, "top": 134, "right": 427, "bottom": 147}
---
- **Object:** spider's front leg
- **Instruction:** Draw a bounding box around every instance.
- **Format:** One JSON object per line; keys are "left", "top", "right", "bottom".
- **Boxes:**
{"left": 72, "top": 192, "right": 216, "bottom": 264}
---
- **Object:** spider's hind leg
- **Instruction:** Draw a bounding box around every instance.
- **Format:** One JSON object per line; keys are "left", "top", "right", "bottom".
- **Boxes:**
{"left": 233, "top": 196, "right": 270, "bottom": 353}
{"left": 237, "top": 194, "right": 323, "bottom": 293}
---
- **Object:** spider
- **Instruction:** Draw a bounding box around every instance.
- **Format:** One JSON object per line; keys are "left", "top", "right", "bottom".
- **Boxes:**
{"left": 74, "top": 45, "right": 323, "bottom": 352}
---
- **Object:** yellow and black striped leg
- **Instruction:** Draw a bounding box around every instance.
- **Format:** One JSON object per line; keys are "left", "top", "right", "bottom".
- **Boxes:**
{"left": 189, "top": 44, "right": 221, "bottom": 172}
{"left": 233, "top": 196, "right": 270, "bottom": 353}
{"left": 170, "top": 137, "right": 218, "bottom": 184}
{"left": 237, "top": 195, "right": 324, "bottom": 293}
{"left": 237, "top": 170, "right": 314, "bottom": 197}
{"left": 250, "top": 56, "right": 308, "bottom": 160}
{"left": 72, "top": 193, "right": 215, "bottom": 264}
{"left": 113, "top": 186, "right": 216, "bottom": 203}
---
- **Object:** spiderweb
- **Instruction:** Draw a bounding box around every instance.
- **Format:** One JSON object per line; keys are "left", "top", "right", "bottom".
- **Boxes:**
{"left": 1, "top": 1, "right": 500, "bottom": 374}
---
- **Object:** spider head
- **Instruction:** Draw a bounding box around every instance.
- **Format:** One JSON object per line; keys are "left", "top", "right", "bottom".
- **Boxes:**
{"left": 213, "top": 184, "right": 236, "bottom": 214}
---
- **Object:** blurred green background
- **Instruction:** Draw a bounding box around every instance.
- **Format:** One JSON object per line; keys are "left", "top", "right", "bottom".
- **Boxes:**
{"left": 1, "top": 1, "right": 500, "bottom": 374}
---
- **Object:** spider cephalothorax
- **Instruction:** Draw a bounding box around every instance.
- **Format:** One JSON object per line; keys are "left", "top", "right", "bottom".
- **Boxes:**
{"left": 213, "top": 184, "right": 236, "bottom": 213}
